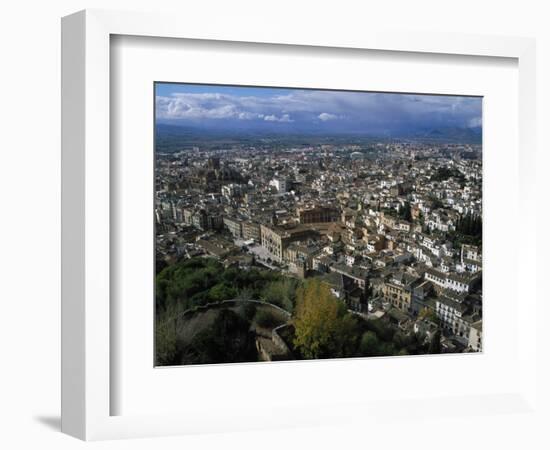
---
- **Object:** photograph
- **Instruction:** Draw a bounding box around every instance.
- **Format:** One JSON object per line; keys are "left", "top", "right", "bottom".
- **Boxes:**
{"left": 154, "top": 83, "right": 483, "bottom": 366}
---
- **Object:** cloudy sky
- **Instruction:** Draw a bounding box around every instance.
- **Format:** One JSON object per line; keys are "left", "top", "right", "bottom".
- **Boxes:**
{"left": 155, "top": 83, "right": 482, "bottom": 135}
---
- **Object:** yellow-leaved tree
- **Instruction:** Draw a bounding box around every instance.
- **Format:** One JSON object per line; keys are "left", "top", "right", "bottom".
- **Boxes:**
{"left": 293, "top": 279, "right": 358, "bottom": 359}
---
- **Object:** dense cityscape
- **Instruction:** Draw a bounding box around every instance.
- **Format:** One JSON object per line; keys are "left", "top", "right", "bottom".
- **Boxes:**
{"left": 155, "top": 138, "right": 483, "bottom": 365}
{"left": 154, "top": 85, "right": 482, "bottom": 366}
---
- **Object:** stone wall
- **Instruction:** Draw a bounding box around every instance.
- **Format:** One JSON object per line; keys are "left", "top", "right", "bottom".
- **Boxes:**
{"left": 179, "top": 298, "right": 291, "bottom": 320}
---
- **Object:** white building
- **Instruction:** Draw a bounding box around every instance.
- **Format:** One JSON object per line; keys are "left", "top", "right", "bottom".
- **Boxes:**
{"left": 269, "top": 177, "right": 288, "bottom": 193}
{"left": 425, "top": 267, "right": 480, "bottom": 294}
{"left": 468, "top": 320, "right": 483, "bottom": 351}
{"left": 435, "top": 295, "right": 470, "bottom": 339}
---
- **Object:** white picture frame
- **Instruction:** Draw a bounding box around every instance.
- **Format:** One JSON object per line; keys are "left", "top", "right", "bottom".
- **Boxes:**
{"left": 61, "top": 9, "right": 537, "bottom": 441}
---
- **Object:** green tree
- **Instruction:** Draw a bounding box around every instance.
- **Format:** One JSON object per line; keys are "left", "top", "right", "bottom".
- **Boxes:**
{"left": 399, "top": 201, "right": 412, "bottom": 222}
{"left": 155, "top": 303, "right": 182, "bottom": 365}
{"left": 419, "top": 307, "right": 439, "bottom": 325}
{"left": 359, "top": 331, "right": 380, "bottom": 356}
{"left": 155, "top": 322, "right": 178, "bottom": 365}
{"left": 236, "top": 288, "right": 254, "bottom": 302}
{"left": 185, "top": 309, "right": 257, "bottom": 364}
{"left": 208, "top": 283, "right": 237, "bottom": 302}
{"left": 261, "top": 278, "right": 298, "bottom": 312}
{"left": 155, "top": 257, "right": 287, "bottom": 313}
{"left": 293, "top": 279, "right": 359, "bottom": 359}
{"left": 238, "top": 300, "right": 257, "bottom": 322}
{"left": 155, "top": 257, "right": 223, "bottom": 312}
{"left": 392, "top": 330, "right": 412, "bottom": 349}
{"left": 366, "top": 318, "right": 395, "bottom": 342}
{"left": 456, "top": 212, "right": 482, "bottom": 239}
{"left": 332, "top": 313, "right": 361, "bottom": 358}
{"left": 428, "top": 329, "right": 442, "bottom": 354}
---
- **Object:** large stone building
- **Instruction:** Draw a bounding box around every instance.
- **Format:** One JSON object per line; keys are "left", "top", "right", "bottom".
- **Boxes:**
{"left": 435, "top": 292, "right": 472, "bottom": 340}
{"left": 260, "top": 224, "right": 319, "bottom": 262}
{"left": 425, "top": 267, "right": 480, "bottom": 294}
{"left": 382, "top": 281, "right": 412, "bottom": 312}
{"left": 242, "top": 221, "right": 261, "bottom": 242}
{"left": 297, "top": 206, "right": 340, "bottom": 224}
{"left": 223, "top": 216, "right": 243, "bottom": 238}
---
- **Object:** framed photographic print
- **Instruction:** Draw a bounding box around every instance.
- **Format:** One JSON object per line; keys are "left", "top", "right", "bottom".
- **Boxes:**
{"left": 62, "top": 9, "right": 538, "bottom": 441}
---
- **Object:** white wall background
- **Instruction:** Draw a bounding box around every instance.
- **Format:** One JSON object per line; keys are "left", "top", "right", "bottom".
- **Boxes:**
{"left": 0, "top": 1, "right": 547, "bottom": 449}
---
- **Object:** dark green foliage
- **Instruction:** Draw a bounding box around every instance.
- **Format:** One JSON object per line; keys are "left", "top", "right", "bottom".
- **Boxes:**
{"left": 450, "top": 212, "right": 482, "bottom": 248}
{"left": 358, "top": 328, "right": 399, "bottom": 357}
{"left": 365, "top": 318, "right": 395, "bottom": 342}
{"left": 359, "top": 331, "right": 379, "bottom": 356}
{"left": 392, "top": 330, "right": 411, "bottom": 349}
{"left": 155, "top": 258, "right": 222, "bottom": 313}
{"left": 260, "top": 278, "right": 299, "bottom": 312}
{"left": 236, "top": 288, "right": 253, "bottom": 301}
{"left": 155, "top": 257, "right": 298, "bottom": 364}
{"left": 428, "top": 329, "right": 442, "bottom": 354}
{"left": 155, "top": 257, "right": 287, "bottom": 314}
{"left": 255, "top": 310, "right": 278, "bottom": 328}
{"left": 430, "top": 167, "right": 465, "bottom": 183}
{"left": 208, "top": 283, "right": 238, "bottom": 302}
{"left": 155, "top": 317, "right": 178, "bottom": 365}
{"left": 377, "top": 341, "right": 398, "bottom": 356}
{"left": 355, "top": 319, "right": 429, "bottom": 357}
{"left": 429, "top": 196, "right": 445, "bottom": 210}
{"left": 331, "top": 313, "right": 361, "bottom": 359}
{"left": 183, "top": 309, "right": 257, "bottom": 365}
{"left": 155, "top": 255, "right": 167, "bottom": 275}
{"left": 155, "top": 258, "right": 435, "bottom": 364}
{"left": 399, "top": 201, "right": 412, "bottom": 222}
{"left": 239, "top": 302, "right": 257, "bottom": 321}
{"left": 155, "top": 302, "right": 187, "bottom": 366}
{"left": 455, "top": 212, "right": 482, "bottom": 238}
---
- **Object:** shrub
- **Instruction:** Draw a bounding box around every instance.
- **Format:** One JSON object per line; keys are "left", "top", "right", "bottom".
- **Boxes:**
{"left": 359, "top": 331, "right": 380, "bottom": 356}
{"left": 240, "top": 302, "right": 257, "bottom": 321}
{"left": 184, "top": 309, "right": 257, "bottom": 365}
{"left": 255, "top": 309, "right": 278, "bottom": 328}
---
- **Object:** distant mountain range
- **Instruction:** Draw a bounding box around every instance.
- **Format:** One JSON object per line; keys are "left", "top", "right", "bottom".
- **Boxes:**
{"left": 408, "top": 126, "right": 482, "bottom": 142}
{"left": 155, "top": 122, "right": 482, "bottom": 152}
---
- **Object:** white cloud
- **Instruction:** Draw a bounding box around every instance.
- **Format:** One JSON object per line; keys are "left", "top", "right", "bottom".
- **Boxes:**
{"left": 238, "top": 112, "right": 264, "bottom": 120}
{"left": 156, "top": 93, "right": 243, "bottom": 120}
{"left": 156, "top": 88, "right": 482, "bottom": 130}
{"left": 264, "top": 113, "right": 293, "bottom": 123}
{"left": 468, "top": 116, "right": 482, "bottom": 128}
{"left": 318, "top": 112, "right": 338, "bottom": 121}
